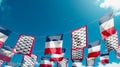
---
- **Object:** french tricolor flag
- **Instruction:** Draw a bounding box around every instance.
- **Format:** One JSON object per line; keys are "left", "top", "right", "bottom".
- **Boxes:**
{"left": 99, "top": 11, "right": 116, "bottom": 39}
{"left": 44, "top": 34, "right": 63, "bottom": 54}
{"left": 40, "top": 57, "right": 53, "bottom": 67}
{"left": 88, "top": 40, "right": 100, "bottom": 58}
{"left": 100, "top": 53, "right": 109, "bottom": 64}
{"left": 0, "top": 27, "right": 11, "bottom": 48}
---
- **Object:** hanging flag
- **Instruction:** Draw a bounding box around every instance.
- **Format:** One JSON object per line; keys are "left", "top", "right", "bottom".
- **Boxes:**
{"left": 40, "top": 57, "right": 53, "bottom": 67}
{"left": 115, "top": 46, "right": 120, "bottom": 59}
{"left": 104, "top": 32, "right": 119, "bottom": 51}
{"left": 13, "top": 35, "right": 35, "bottom": 55}
{"left": 44, "top": 34, "right": 63, "bottom": 54}
{"left": 0, "top": 60, "right": 4, "bottom": 67}
{"left": 21, "top": 54, "right": 38, "bottom": 67}
{"left": 0, "top": 48, "right": 14, "bottom": 62}
{"left": 86, "top": 57, "right": 96, "bottom": 67}
{"left": 100, "top": 53, "right": 109, "bottom": 64}
{"left": 99, "top": 11, "right": 117, "bottom": 39}
{"left": 50, "top": 48, "right": 66, "bottom": 62}
{"left": 88, "top": 40, "right": 100, "bottom": 58}
{"left": 72, "top": 60, "right": 82, "bottom": 67}
{"left": 0, "top": 26, "right": 11, "bottom": 48}
{"left": 71, "top": 26, "right": 87, "bottom": 60}
{"left": 57, "top": 58, "right": 68, "bottom": 67}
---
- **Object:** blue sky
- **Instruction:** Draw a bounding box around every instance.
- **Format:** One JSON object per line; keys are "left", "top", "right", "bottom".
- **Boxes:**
{"left": 0, "top": 0, "right": 120, "bottom": 67}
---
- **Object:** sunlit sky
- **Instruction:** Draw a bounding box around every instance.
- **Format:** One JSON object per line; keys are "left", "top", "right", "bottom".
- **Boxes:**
{"left": 0, "top": 0, "right": 120, "bottom": 67}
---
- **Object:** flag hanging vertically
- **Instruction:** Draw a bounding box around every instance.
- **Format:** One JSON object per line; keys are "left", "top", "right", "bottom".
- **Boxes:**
{"left": 44, "top": 34, "right": 63, "bottom": 54}
{"left": 0, "top": 27, "right": 11, "bottom": 48}
{"left": 40, "top": 57, "right": 53, "bottom": 67}
{"left": 57, "top": 58, "right": 68, "bottom": 67}
{"left": 50, "top": 48, "right": 66, "bottom": 62}
{"left": 86, "top": 57, "right": 96, "bottom": 67}
{"left": 71, "top": 26, "right": 87, "bottom": 60}
{"left": 104, "top": 31, "right": 119, "bottom": 51}
{"left": 72, "top": 60, "right": 82, "bottom": 67}
{"left": 87, "top": 40, "right": 100, "bottom": 58}
{"left": 100, "top": 53, "right": 109, "bottom": 64}
{"left": 21, "top": 54, "right": 37, "bottom": 67}
{"left": 99, "top": 11, "right": 116, "bottom": 39}
{"left": 0, "top": 60, "right": 4, "bottom": 67}
{"left": 13, "top": 35, "right": 35, "bottom": 55}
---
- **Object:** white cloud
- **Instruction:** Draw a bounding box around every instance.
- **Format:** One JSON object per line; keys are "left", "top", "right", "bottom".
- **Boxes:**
{"left": 98, "top": 62, "right": 120, "bottom": 67}
{"left": 99, "top": 0, "right": 120, "bottom": 16}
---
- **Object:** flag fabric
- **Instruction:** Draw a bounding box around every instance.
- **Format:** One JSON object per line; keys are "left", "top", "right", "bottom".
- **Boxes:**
{"left": 0, "top": 27, "right": 11, "bottom": 48}
{"left": 88, "top": 40, "right": 100, "bottom": 58}
{"left": 21, "top": 54, "right": 38, "bottom": 67}
{"left": 104, "top": 32, "right": 119, "bottom": 51}
{"left": 6, "top": 62, "right": 18, "bottom": 67}
{"left": 99, "top": 11, "right": 116, "bottom": 39}
{"left": 44, "top": 34, "right": 63, "bottom": 54}
{"left": 50, "top": 48, "right": 66, "bottom": 62}
{"left": 13, "top": 35, "right": 35, "bottom": 55}
{"left": 72, "top": 60, "right": 82, "bottom": 67}
{"left": 115, "top": 46, "right": 120, "bottom": 59}
{"left": 86, "top": 57, "right": 96, "bottom": 67}
{"left": 100, "top": 53, "right": 109, "bottom": 64}
{"left": 40, "top": 57, "right": 52, "bottom": 67}
{"left": 0, "top": 48, "right": 14, "bottom": 62}
{"left": 57, "top": 58, "right": 68, "bottom": 67}
{"left": 0, "top": 60, "right": 4, "bottom": 67}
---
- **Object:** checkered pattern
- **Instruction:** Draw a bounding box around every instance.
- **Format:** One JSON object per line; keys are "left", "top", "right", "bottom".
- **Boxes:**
{"left": 57, "top": 58, "right": 68, "bottom": 67}
{"left": 86, "top": 58, "right": 95, "bottom": 66}
{"left": 0, "top": 60, "right": 4, "bottom": 66}
{"left": 13, "top": 35, "right": 35, "bottom": 55}
{"left": 72, "top": 26, "right": 87, "bottom": 48}
{"left": 21, "top": 54, "right": 37, "bottom": 67}
{"left": 104, "top": 32, "right": 119, "bottom": 51}
{"left": 71, "top": 49, "right": 83, "bottom": 60}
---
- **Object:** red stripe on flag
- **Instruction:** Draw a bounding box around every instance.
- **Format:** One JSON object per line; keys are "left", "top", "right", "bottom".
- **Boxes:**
{"left": 101, "top": 27, "right": 116, "bottom": 39}
{"left": 88, "top": 51, "right": 100, "bottom": 58}
{"left": 101, "top": 59, "right": 109, "bottom": 64}
{"left": 50, "top": 57, "right": 63, "bottom": 62}
{"left": 0, "top": 54, "right": 11, "bottom": 62}
{"left": 40, "top": 64, "right": 52, "bottom": 67}
{"left": 0, "top": 41, "right": 4, "bottom": 48}
{"left": 44, "top": 48, "right": 62, "bottom": 54}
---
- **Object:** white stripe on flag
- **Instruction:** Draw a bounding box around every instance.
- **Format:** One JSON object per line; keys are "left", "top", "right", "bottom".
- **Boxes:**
{"left": 72, "top": 61, "right": 82, "bottom": 67}
{"left": 100, "top": 55, "right": 109, "bottom": 60}
{"left": 88, "top": 45, "right": 100, "bottom": 53}
{"left": 40, "top": 60, "right": 52, "bottom": 65}
{"left": 0, "top": 33, "right": 8, "bottom": 42}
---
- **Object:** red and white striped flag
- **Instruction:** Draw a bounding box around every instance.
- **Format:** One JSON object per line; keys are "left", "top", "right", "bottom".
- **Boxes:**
{"left": 100, "top": 53, "right": 109, "bottom": 64}
{"left": 0, "top": 27, "right": 11, "bottom": 48}
{"left": 44, "top": 34, "right": 63, "bottom": 54}
{"left": 50, "top": 48, "right": 66, "bottom": 62}
{"left": 88, "top": 40, "right": 100, "bottom": 58}
{"left": 40, "top": 57, "right": 53, "bottom": 67}
{"left": 99, "top": 11, "right": 116, "bottom": 39}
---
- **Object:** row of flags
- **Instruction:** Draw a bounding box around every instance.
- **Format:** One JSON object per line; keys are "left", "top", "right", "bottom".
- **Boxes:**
{"left": 0, "top": 11, "right": 120, "bottom": 67}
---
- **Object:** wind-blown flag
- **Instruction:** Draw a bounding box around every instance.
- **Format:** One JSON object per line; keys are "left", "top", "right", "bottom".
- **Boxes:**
{"left": 0, "top": 27, "right": 11, "bottom": 48}
{"left": 100, "top": 53, "right": 109, "bottom": 64}
{"left": 72, "top": 60, "right": 82, "bottom": 67}
{"left": 21, "top": 54, "right": 37, "bottom": 67}
{"left": 57, "top": 58, "right": 68, "bottom": 67}
{"left": 13, "top": 35, "right": 35, "bottom": 55}
{"left": 99, "top": 11, "right": 116, "bottom": 39}
{"left": 44, "top": 34, "right": 63, "bottom": 54}
{"left": 104, "top": 32, "right": 119, "bottom": 51}
{"left": 86, "top": 57, "right": 96, "bottom": 67}
{"left": 88, "top": 40, "right": 100, "bottom": 58}
{"left": 40, "top": 57, "right": 53, "bottom": 67}
{"left": 50, "top": 48, "right": 66, "bottom": 62}
{"left": 71, "top": 26, "right": 87, "bottom": 60}
{"left": 0, "top": 60, "right": 4, "bottom": 67}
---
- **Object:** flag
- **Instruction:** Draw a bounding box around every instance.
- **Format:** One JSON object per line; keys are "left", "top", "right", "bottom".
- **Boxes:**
{"left": 40, "top": 57, "right": 53, "bottom": 67}
{"left": 6, "top": 62, "right": 18, "bottom": 67}
{"left": 57, "top": 58, "right": 68, "bottom": 67}
{"left": 99, "top": 11, "right": 116, "bottom": 39}
{"left": 13, "top": 35, "right": 35, "bottom": 55}
{"left": 50, "top": 48, "right": 66, "bottom": 62}
{"left": 100, "top": 53, "right": 109, "bottom": 64}
{"left": 0, "top": 60, "right": 4, "bottom": 67}
{"left": 21, "top": 54, "right": 38, "bottom": 67}
{"left": 115, "top": 46, "right": 120, "bottom": 59}
{"left": 0, "top": 48, "right": 14, "bottom": 62}
{"left": 44, "top": 34, "right": 63, "bottom": 54}
{"left": 0, "top": 26, "right": 11, "bottom": 48}
{"left": 104, "top": 32, "right": 119, "bottom": 51}
{"left": 86, "top": 57, "right": 96, "bottom": 67}
{"left": 72, "top": 60, "right": 82, "bottom": 67}
{"left": 88, "top": 40, "right": 100, "bottom": 58}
